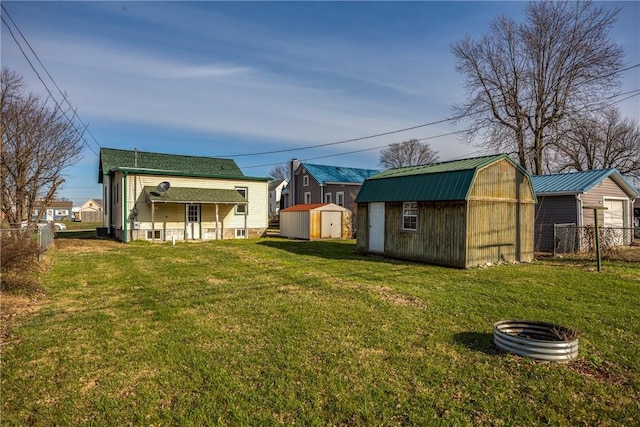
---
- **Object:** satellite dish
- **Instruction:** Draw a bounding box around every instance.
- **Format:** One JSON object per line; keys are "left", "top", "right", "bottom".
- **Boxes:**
{"left": 157, "top": 181, "right": 171, "bottom": 192}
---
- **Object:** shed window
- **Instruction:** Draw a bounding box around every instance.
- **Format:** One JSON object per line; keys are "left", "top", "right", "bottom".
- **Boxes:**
{"left": 402, "top": 202, "right": 418, "bottom": 231}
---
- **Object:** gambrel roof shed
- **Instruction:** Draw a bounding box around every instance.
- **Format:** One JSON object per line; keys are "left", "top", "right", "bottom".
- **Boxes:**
{"left": 355, "top": 154, "right": 537, "bottom": 268}
{"left": 356, "top": 154, "right": 536, "bottom": 203}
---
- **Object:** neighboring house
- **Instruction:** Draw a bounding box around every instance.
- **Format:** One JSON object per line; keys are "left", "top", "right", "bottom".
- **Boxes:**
{"left": 78, "top": 199, "right": 103, "bottom": 222}
{"left": 99, "top": 148, "right": 269, "bottom": 242}
{"left": 355, "top": 154, "right": 537, "bottom": 269}
{"left": 32, "top": 200, "right": 73, "bottom": 222}
{"left": 279, "top": 203, "right": 353, "bottom": 240}
{"left": 268, "top": 178, "right": 288, "bottom": 219}
{"left": 285, "top": 160, "right": 379, "bottom": 214}
{"left": 531, "top": 169, "right": 639, "bottom": 252}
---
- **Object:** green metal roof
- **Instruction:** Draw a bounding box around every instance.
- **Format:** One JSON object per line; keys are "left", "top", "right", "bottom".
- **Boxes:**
{"left": 356, "top": 154, "right": 526, "bottom": 203}
{"left": 143, "top": 186, "right": 247, "bottom": 204}
{"left": 99, "top": 148, "right": 245, "bottom": 183}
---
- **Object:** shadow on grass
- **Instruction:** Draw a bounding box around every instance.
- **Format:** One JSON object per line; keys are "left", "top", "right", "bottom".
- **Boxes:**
{"left": 258, "top": 239, "right": 404, "bottom": 265}
{"left": 56, "top": 230, "right": 103, "bottom": 239}
{"left": 453, "top": 332, "right": 500, "bottom": 355}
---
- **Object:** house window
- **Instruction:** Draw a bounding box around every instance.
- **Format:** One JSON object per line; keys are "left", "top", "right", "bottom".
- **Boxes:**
{"left": 56, "top": 209, "right": 68, "bottom": 216}
{"left": 146, "top": 230, "right": 161, "bottom": 240}
{"left": 402, "top": 202, "right": 418, "bottom": 231}
{"left": 304, "top": 192, "right": 311, "bottom": 204}
{"left": 235, "top": 187, "right": 248, "bottom": 214}
{"left": 188, "top": 205, "right": 200, "bottom": 222}
{"left": 336, "top": 192, "right": 344, "bottom": 207}
{"left": 325, "top": 193, "right": 332, "bottom": 203}
{"left": 235, "top": 228, "right": 246, "bottom": 238}
{"left": 303, "top": 175, "right": 309, "bottom": 186}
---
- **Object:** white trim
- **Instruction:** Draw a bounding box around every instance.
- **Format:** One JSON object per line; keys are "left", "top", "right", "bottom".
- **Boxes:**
{"left": 324, "top": 192, "right": 332, "bottom": 203}
{"left": 336, "top": 191, "right": 344, "bottom": 207}
{"left": 304, "top": 192, "right": 311, "bottom": 204}
{"left": 402, "top": 201, "right": 418, "bottom": 231}
{"left": 303, "top": 175, "right": 309, "bottom": 186}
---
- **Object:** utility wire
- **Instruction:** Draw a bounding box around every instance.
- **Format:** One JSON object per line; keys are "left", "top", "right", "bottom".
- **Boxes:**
{"left": 1, "top": 6, "right": 100, "bottom": 157}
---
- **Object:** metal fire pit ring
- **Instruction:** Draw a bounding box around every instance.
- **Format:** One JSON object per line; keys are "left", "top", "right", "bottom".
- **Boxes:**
{"left": 493, "top": 320, "right": 579, "bottom": 362}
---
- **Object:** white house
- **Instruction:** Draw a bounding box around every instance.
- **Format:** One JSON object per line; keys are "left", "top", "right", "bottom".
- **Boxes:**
{"left": 99, "top": 148, "right": 269, "bottom": 242}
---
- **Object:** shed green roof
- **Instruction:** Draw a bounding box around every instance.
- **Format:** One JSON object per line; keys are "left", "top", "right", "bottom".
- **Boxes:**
{"left": 143, "top": 186, "right": 247, "bottom": 204}
{"left": 99, "top": 148, "right": 246, "bottom": 183}
{"left": 356, "top": 154, "right": 527, "bottom": 203}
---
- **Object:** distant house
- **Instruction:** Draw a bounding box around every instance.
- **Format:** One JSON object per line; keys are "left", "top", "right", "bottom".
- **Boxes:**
{"left": 99, "top": 148, "right": 269, "bottom": 242}
{"left": 531, "top": 169, "right": 639, "bottom": 251}
{"left": 32, "top": 200, "right": 73, "bottom": 222}
{"left": 285, "top": 159, "right": 379, "bottom": 213}
{"left": 280, "top": 203, "right": 353, "bottom": 240}
{"left": 355, "top": 154, "right": 537, "bottom": 268}
{"left": 78, "top": 199, "right": 103, "bottom": 222}
{"left": 268, "top": 178, "right": 288, "bottom": 219}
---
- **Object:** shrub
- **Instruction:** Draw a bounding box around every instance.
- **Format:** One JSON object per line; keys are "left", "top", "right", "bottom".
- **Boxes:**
{"left": 0, "top": 231, "right": 41, "bottom": 293}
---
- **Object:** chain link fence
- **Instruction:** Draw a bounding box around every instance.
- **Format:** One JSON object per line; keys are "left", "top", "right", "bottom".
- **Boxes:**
{"left": 535, "top": 223, "right": 636, "bottom": 256}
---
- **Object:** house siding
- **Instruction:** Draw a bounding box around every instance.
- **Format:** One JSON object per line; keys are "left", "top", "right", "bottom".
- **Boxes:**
{"left": 581, "top": 176, "right": 632, "bottom": 227}
{"left": 534, "top": 195, "right": 577, "bottom": 251}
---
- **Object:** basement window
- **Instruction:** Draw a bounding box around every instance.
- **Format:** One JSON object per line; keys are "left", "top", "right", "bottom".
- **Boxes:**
{"left": 146, "top": 230, "right": 161, "bottom": 240}
{"left": 235, "top": 228, "right": 246, "bottom": 238}
{"left": 402, "top": 202, "right": 418, "bottom": 231}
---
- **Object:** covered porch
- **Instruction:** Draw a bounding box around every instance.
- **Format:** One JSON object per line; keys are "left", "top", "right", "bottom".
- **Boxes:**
{"left": 141, "top": 186, "right": 248, "bottom": 241}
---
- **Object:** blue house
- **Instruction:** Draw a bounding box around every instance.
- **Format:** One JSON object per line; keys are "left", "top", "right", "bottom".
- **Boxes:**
{"left": 531, "top": 169, "right": 639, "bottom": 251}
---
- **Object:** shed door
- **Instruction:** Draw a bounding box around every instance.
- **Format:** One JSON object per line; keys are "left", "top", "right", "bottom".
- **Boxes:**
{"left": 603, "top": 199, "right": 626, "bottom": 245}
{"left": 321, "top": 211, "right": 342, "bottom": 238}
{"left": 368, "top": 203, "right": 385, "bottom": 252}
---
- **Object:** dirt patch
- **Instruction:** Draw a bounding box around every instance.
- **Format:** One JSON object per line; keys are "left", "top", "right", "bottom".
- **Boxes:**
{"left": 0, "top": 291, "right": 46, "bottom": 352}
{"left": 568, "top": 359, "right": 630, "bottom": 386}
{"left": 377, "top": 286, "right": 429, "bottom": 309}
{"left": 55, "top": 238, "right": 121, "bottom": 252}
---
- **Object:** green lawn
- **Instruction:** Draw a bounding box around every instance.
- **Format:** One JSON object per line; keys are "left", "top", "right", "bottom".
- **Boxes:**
{"left": 2, "top": 238, "right": 639, "bottom": 425}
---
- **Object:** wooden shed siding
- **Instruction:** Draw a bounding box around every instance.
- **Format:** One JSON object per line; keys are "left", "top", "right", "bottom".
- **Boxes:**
{"left": 356, "top": 204, "right": 369, "bottom": 252}
{"left": 383, "top": 202, "right": 467, "bottom": 268}
{"left": 466, "top": 200, "right": 535, "bottom": 267}
{"left": 470, "top": 160, "right": 535, "bottom": 202}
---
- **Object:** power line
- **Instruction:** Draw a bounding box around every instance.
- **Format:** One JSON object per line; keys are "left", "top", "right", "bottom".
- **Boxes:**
{"left": 1, "top": 5, "right": 100, "bottom": 157}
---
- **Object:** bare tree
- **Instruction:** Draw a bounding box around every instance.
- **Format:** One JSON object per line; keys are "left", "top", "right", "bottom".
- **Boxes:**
{"left": 378, "top": 139, "right": 439, "bottom": 170}
{"left": 268, "top": 163, "right": 291, "bottom": 181}
{"left": 452, "top": 1, "right": 624, "bottom": 175}
{"left": 1, "top": 67, "right": 84, "bottom": 227}
{"left": 555, "top": 108, "right": 640, "bottom": 179}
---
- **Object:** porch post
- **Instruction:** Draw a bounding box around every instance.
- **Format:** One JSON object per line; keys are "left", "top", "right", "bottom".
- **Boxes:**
{"left": 151, "top": 201, "right": 155, "bottom": 242}
{"left": 215, "top": 203, "right": 219, "bottom": 240}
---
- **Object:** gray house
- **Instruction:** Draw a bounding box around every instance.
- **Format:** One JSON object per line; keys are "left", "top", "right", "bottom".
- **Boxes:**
{"left": 531, "top": 169, "right": 639, "bottom": 252}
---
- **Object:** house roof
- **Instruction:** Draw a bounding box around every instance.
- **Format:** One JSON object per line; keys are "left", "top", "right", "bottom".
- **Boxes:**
{"left": 298, "top": 163, "right": 380, "bottom": 185}
{"left": 280, "top": 203, "right": 350, "bottom": 212}
{"left": 99, "top": 148, "right": 268, "bottom": 183}
{"left": 356, "top": 154, "right": 530, "bottom": 203}
{"left": 531, "top": 169, "right": 640, "bottom": 198}
{"left": 143, "top": 186, "right": 247, "bottom": 204}
{"left": 268, "top": 178, "right": 287, "bottom": 191}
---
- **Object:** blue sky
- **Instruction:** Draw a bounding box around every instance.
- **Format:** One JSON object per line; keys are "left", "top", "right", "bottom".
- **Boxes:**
{"left": 2, "top": 1, "right": 639, "bottom": 205}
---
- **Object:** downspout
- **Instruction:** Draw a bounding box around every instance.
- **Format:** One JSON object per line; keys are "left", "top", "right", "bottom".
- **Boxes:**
{"left": 123, "top": 172, "right": 128, "bottom": 243}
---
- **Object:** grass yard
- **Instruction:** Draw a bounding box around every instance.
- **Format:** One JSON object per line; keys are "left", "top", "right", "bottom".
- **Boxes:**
{"left": 1, "top": 238, "right": 639, "bottom": 425}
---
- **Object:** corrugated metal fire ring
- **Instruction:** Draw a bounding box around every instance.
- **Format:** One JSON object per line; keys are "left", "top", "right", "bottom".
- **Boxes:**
{"left": 493, "top": 320, "right": 579, "bottom": 362}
